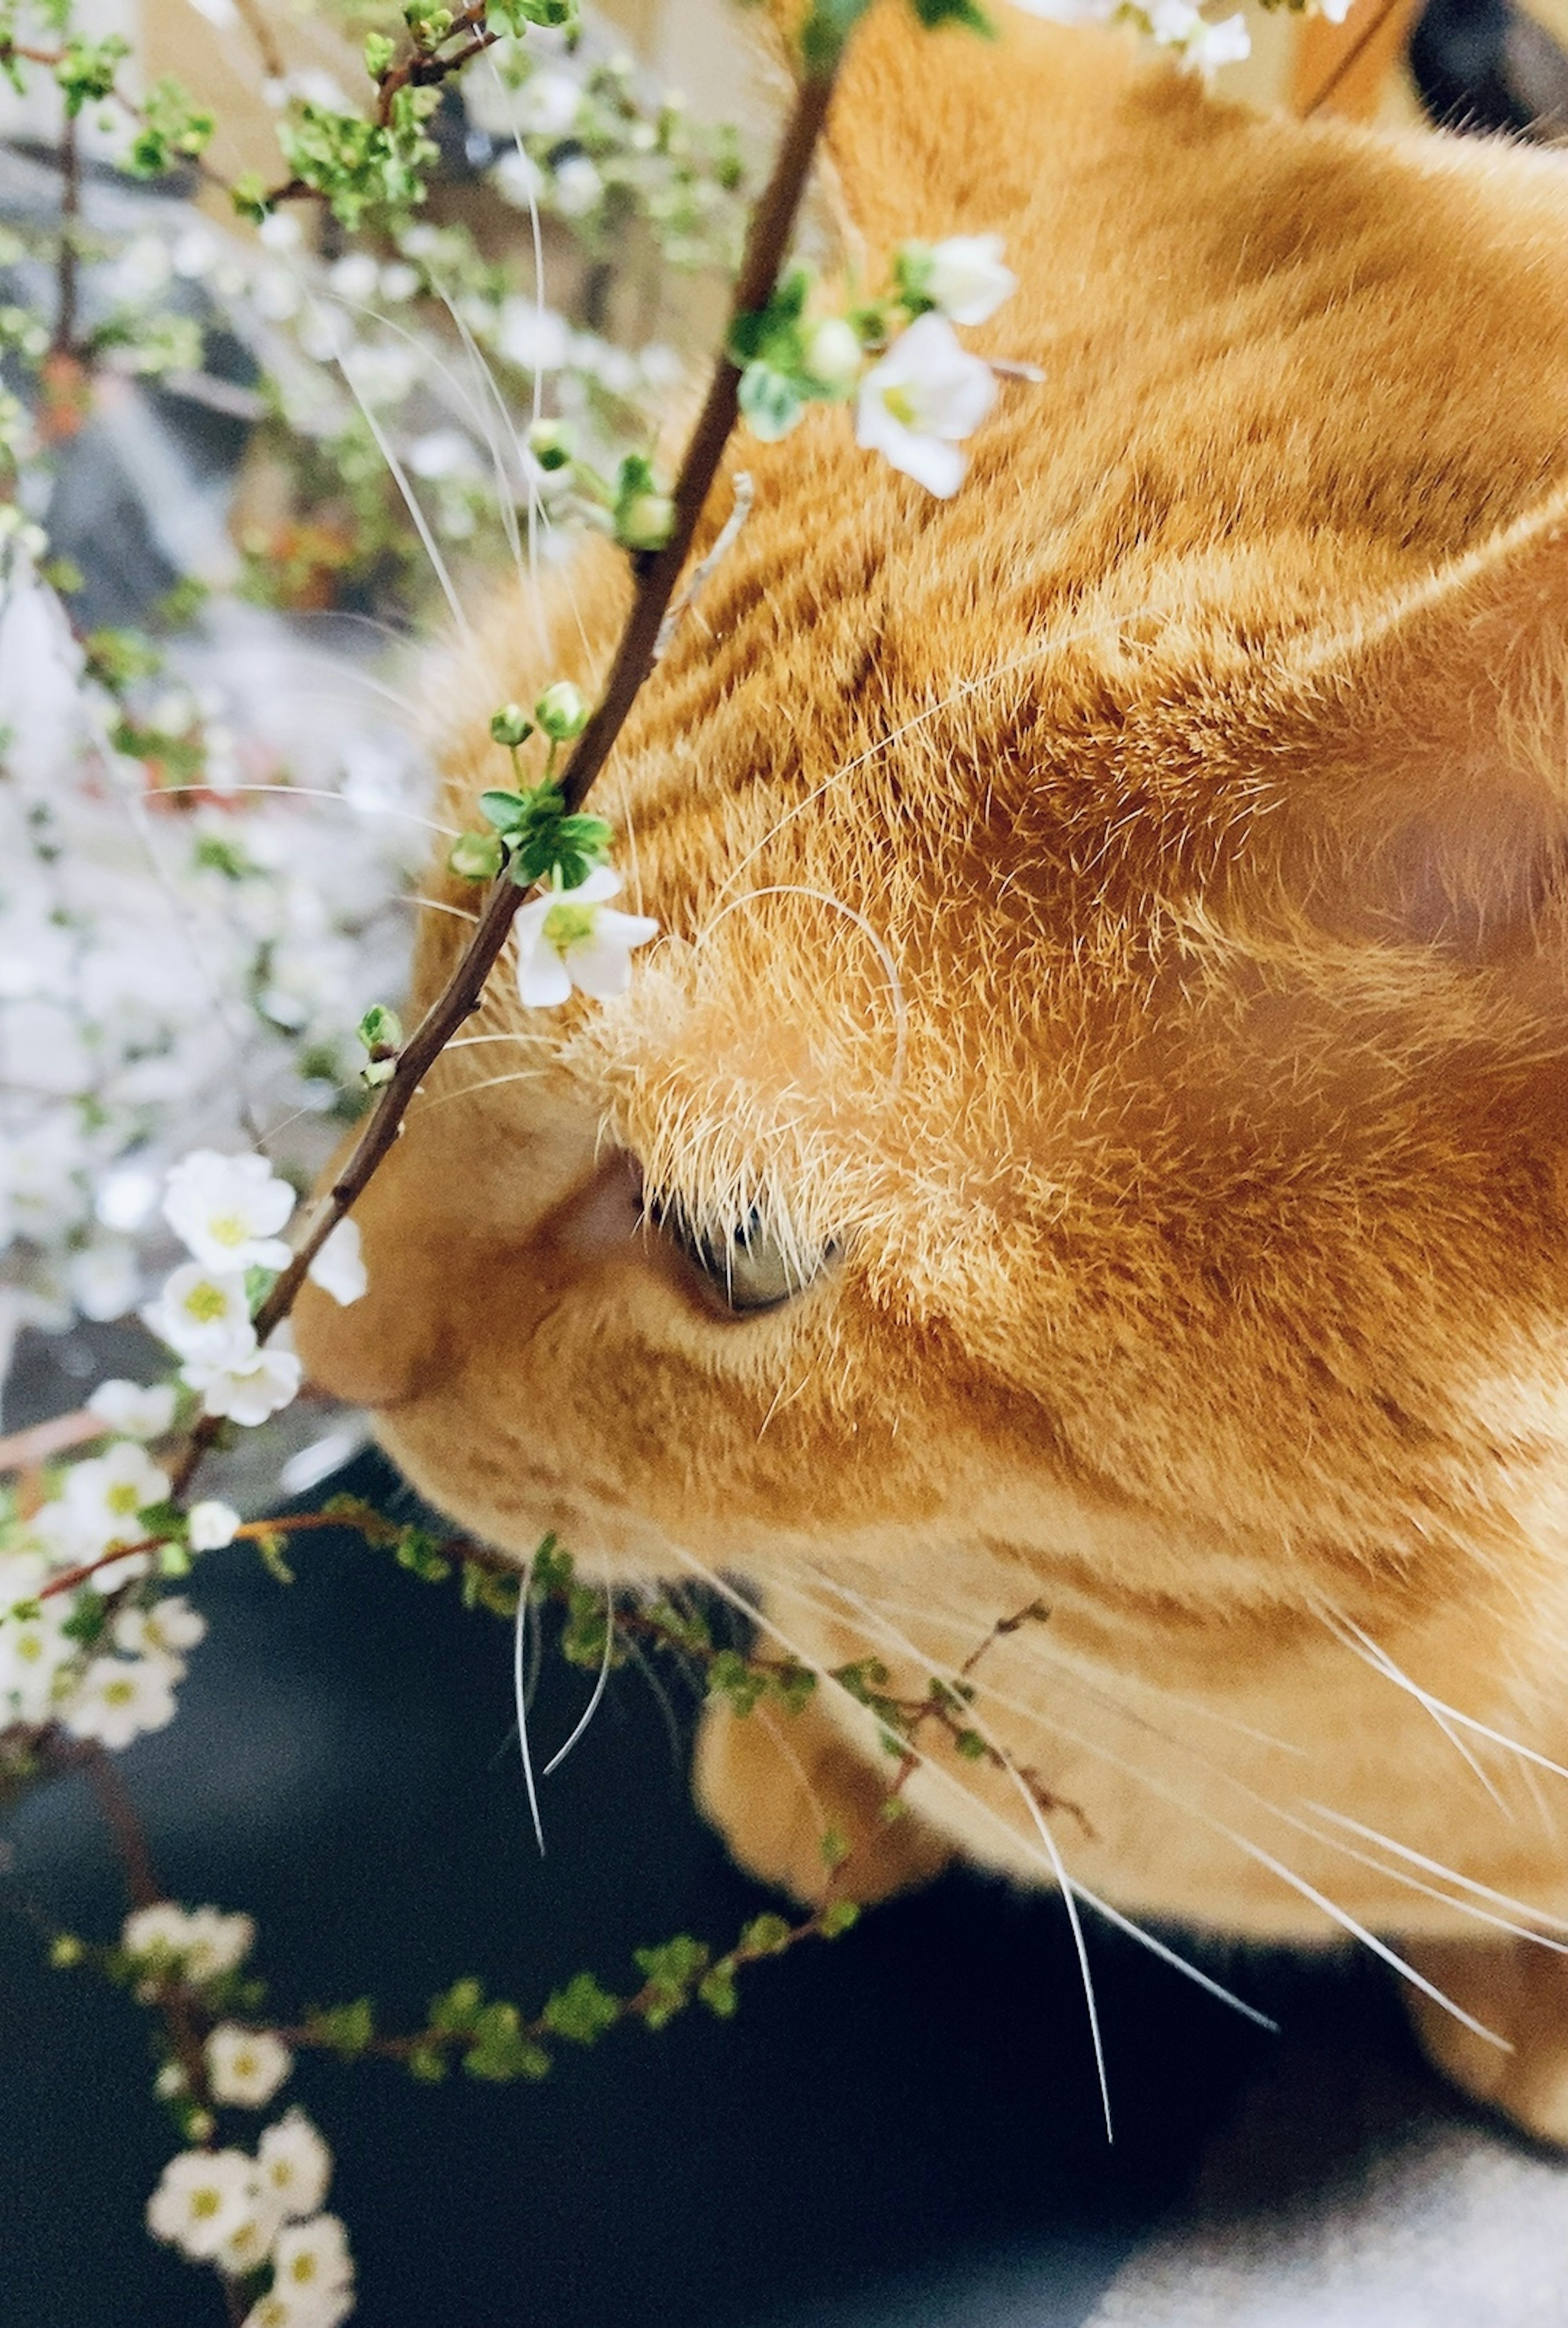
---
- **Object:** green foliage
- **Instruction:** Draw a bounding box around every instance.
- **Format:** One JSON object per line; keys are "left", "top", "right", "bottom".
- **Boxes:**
{"left": 738, "top": 1913, "right": 791, "bottom": 1958}
{"left": 448, "top": 830, "right": 504, "bottom": 883}
{"left": 55, "top": 31, "right": 129, "bottom": 116}
{"left": 276, "top": 89, "right": 442, "bottom": 231}
{"left": 820, "top": 1899, "right": 861, "bottom": 1938}
{"left": 479, "top": 783, "right": 613, "bottom": 892}
{"left": 632, "top": 1935, "right": 709, "bottom": 2029}
{"left": 541, "top": 1971, "right": 621, "bottom": 2044}
{"left": 464, "top": 2001, "right": 550, "bottom": 2081}
{"left": 127, "top": 77, "right": 215, "bottom": 176}
{"left": 393, "top": 1527, "right": 451, "bottom": 1583}
{"left": 308, "top": 1996, "right": 376, "bottom": 2059}
{"left": 60, "top": 1588, "right": 105, "bottom": 1647}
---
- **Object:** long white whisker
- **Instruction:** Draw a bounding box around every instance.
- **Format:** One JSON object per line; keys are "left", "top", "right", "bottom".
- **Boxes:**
{"left": 804, "top": 1572, "right": 1506, "bottom": 2045}
{"left": 1329, "top": 1611, "right": 1568, "bottom": 1786}
{"left": 406, "top": 1065, "right": 551, "bottom": 1118}
{"left": 997, "top": 1751, "right": 1112, "bottom": 2139}
{"left": 673, "top": 1557, "right": 1273, "bottom": 2032}
{"left": 338, "top": 350, "right": 472, "bottom": 642}
{"left": 158, "top": 782, "right": 461, "bottom": 838}
{"left": 1321, "top": 1611, "right": 1513, "bottom": 1815}
{"left": 513, "top": 1564, "right": 545, "bottom": 1855}
{"left": 543, "top": 1590, "right": 616, "bottom": 1777}
{"left": 699, "top": 885, "right": 907, "bottom": 1089}
{"left": 1303, "top": 1804, "right": 1568, "bottom": 1933}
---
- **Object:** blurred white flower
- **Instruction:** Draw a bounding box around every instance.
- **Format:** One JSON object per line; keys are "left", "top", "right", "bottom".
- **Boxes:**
{"left": 64, "top": 1442, "right": 170, "bottom": 1547}
{"left": 552, "top": 155, "right": 603, "bottom": 217}
{"left": 272, "top": 2213, "right": 355, "bottom": 2305}
{"left": 207, "top": 2024, "right": 294, "bottom": 2108}
{"left": 183, "top": 1342, "right": 303, "bottom": 1427}
{"left": 493, "top": 149, "right": 545, "bottom": 209}
{"left": 514, "top": 69, "right": 581, "bottom": 134}
{"left": 216, "top": 2181, "right": 288, "bottom": 2278}
{"left": 1185, "top": 10, "right": 1250, "bottom": 69}
{"left": 407, "top": 430, "right": 480, "bottom": 482}
{"left": 112, "top": 1595, "right": 206, "bottom": 1672}
{"left": 0, "top": 1591, "right": 74, "bottom": 1722}
{"left": 242, "top": 2285, "right": 354, "bottom": 2328}
{"left": 147, "top": 2149, "right": 259, "bottom": 2261}
{"left": 0, "top": 564, "right": 88, "bottom": 788}
{"left": 145, "top": 1262, "right": 256, "bottom": 1362}
{"left": 920, "top": 235, "right": 1016, "bottom": 326}
{"left": 307, "top": 1220, "right": 367, "bottom": 1307}
{"left": 497, "top": 299, "right": 570, "bottom": 374}
{"left": 163, "top": 1150, "right": 296, "bottom": 1272}
{"left": 122, "top": 1900, "right": 194, "bottom": 1961}
{"left": 188, "top": 1500, "right": 241, "bottom": 1552}
{"left": 62, "top": 1655, "right": 178, "bottom": 1749}
{"left": 67, "top": 1238, "right": 141, "bottom": 1322}
{"left": 514, "top": 869, "right": 659, "bottom": 1009}
{"left": 122, "top": 1899, "right": 254, "bottom": 1975}
{"left": 87, "top": 1379, "right": 177, "bottom": 1441}
{"left": 258, "top": 2110, "right": 334, "bottom": 2220}
{"left": 329, "top": 253, "right": 381, "bottom": 307}
{"left": 856, "top": 314, "right": 997, "bottom": 499}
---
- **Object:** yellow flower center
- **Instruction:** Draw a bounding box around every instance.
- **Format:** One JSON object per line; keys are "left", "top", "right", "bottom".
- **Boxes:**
{"left": 542, "top": 902, "right": 597, "bottom": 956}
{"left": 192, "top": 2188, "right": 221, "bottom": 2220}
{"left": 182, "top": 1280, "right": 231, "bottom": 1324}
{"left": 208, "top": 1211, "right": 249, "bottom": 1247}
{"left": 881, "top": 385, "right": 918, "bottom": 426}
{"left": 104, "top": 1678, "right": 135, "bottom": 1706}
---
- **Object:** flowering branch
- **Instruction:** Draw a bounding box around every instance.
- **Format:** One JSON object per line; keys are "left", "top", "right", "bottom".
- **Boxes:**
{"left": 168, "top": 39, "right": 848, "bottom": 1498}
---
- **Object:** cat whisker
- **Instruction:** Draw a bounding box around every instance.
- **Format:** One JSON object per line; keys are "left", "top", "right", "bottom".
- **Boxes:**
{"left": 1302, "top": 1804, "right": 1568, "bottom": 1936}
{"left": 1326, "top": 1609, "right": 1568, "bottom": 1791}
{"left": 513, "top": 1559, "right": 546, "bottom": 1856}
{"left": 697, "top": 885, "right": 908, "bottom": 1090}
{"left": 403, "top": 895, "right": 483, "bottom": 925}
{"left": 337, "top": 346, "right": 472, "bottom": 643}
{"left": 158, "top": 783, "right": 462, "bottom": 839}
{"left": 676, "top": 1557, "right": 1275, "bottom": 2036}
{"left": 404, "top": 1066, "right": 551, "bottom": 1119}
{"left": 543, "top": 1588, "right": 617, "bottom": 1777}
{"left": 808, "top": 1573, "right": 1506, "bottom": 2043}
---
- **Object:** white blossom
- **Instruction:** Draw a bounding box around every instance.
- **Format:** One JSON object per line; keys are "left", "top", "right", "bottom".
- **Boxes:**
{"left": 856, "top": 313, "right": 998, "bottom": 499}
{"left": 514, "top": 868, "right": 659, "bottom": 1010}
{"left": 147, "top": 2148, "right": 260, "bottom": 2261}
{"left": 258, "top": 2110, "right": 334, "bottom": 2220}
{"left": 307, "top": 1219, "right": 367, "bottom": 1307}
{"left": 0, "top": 563, "right": 88, "bottom": 787}
{"left": 163, "top": 1150, "right": 296, "bottom": 1272}
{"left": 62, "top": 1655, "right": 178, "bottom": 1749}
{"left": 216, "top": 2182, "right": 288, "bottom": 2278}
{"left": 272, "top": 2214, "right": 355, "bottom": 2303}
{"left": 802, "top": 317, "right": 864, "bottom": 394}
{"left": 183, "top": 1341, "right": 303, "bottom": 1427}
{"left": 87, "top": 1379, "right": 177, "bottom": 1440}
{"left": 497, "top": 298, "right": 570, "bottom": 374}
{"left": 112, "top": 1595, "right": 206, "bottom": 1672}
{"left": 123, "top": 1900, "right": 197, "bottom": 1962}
{"left": 242, "top": 2286, "right": 354, "bottom": 2328}
{"left": 144, "top": 1262, "right": 256, "bottom": 1363}
{"left": 188, "top": 1500, "right": 242, "bottom": 1552}
{"left": 921, "top": 235, "right": 1016, "bottom": 326}
{"left": 64, "top": 1442, "right": 169, "bottom": 1548}
{"left": 68, "top": 1238, "right": 142, "bottom": 1322}
{"left": 182, "top": 1905, "right": 256, "bottom": 1979}
{"left": 207, "top": 2023, "right": 294, "bottom": 2108}
{"left": 1185, "top": 10, "right": 1250, "bottom": 70}
{"left": 514, "top": 68, "right": 581, "bottom": 134}
{"left": 552, "top": 155, "right": 603, "bottom": 217}
{"left": 0, "top": 1583, "right": 74, "bottom": 1721}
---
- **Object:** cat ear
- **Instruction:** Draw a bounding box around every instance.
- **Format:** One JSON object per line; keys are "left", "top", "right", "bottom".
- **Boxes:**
{"left": 1258, "top": 479, "right": 1568, "bottom": 959}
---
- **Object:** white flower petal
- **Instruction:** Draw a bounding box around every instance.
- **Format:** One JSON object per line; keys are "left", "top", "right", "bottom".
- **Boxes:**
{"left": 307, "top": 1219, "right": 367, "bottom": 1307}
{"left": 517, "top": 938, "right": 574, "bottom": 1009}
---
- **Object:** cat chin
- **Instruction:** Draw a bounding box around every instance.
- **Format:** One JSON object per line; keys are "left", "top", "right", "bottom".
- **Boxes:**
{"left": 367, "top": 1409, "right": 696, "bottom": 1580}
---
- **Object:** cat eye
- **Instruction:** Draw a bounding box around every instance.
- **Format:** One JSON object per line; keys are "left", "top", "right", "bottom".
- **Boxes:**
{"left": 647, "top": 1199, "right": 831, "bottom": 1316}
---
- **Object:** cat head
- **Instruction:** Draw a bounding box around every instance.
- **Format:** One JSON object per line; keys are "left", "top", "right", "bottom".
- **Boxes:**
{"left": 298, "top": 4, "right": 1568, "bottom": 1640}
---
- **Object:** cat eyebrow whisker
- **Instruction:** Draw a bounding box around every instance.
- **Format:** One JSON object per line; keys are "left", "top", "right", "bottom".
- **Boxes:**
{"left": 697, "top": 884, "right": 908, "bottom": 1090}
{"left": 403, "top": 1065, "right": 552, "bottom": 1121}
{"left": 708, "top": 599, "right": 1165, "bottom": 911}
{"left": 336, "top": 344, "right": 473, "bottom": 646}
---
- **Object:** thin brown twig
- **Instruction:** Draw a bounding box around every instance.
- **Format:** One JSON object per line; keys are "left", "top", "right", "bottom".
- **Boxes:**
{"left": 52, "top": 110, "right": 79, "bottom": 355}
{"left": 1298, "top": 0, "right": 1407, "bottom": 117}
{"left": 170, "top": 52, "right": 845, "bottom": 1501}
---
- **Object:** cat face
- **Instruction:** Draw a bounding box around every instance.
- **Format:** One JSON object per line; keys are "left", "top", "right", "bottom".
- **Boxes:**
{"left": 298, "top": 7, "right": 1568, "bottom": 1657}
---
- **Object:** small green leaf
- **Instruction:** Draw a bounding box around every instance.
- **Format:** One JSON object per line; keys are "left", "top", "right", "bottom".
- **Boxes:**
{"left": 541, "top": 1972, "right": 621, "bottom": 2045}
{"left": 308, "top": 1996, "right": 375, "bottom": 2059}
{"left": 448, "top": 830, "right": 503, "bottom": 883}
{"left": 820, "top": 1899, "right": 861, "bottom": 1938}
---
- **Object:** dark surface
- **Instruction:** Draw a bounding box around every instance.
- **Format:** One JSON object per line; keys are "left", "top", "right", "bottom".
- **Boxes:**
{"left": 0, "top": 1448, "right": 1359, "bottom": 2328}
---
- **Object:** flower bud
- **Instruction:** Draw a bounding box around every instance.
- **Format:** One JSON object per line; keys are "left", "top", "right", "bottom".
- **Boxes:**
{"left": 448, "top": 830, "right": 504, "bottom": 883}
{"left": 535, "top": 681, "right": 588, "bottom": 741}
{"left": 616, "top": 492, "right": 675, "bottom": 553}
{"left": 802, "top": 316, "right": 864, "bottom": 395}
{"left": 527, "top": 417, "right": 575, "bottom": 472}
{"left": 490, "top": 702, "right": 534, "bottom": 749}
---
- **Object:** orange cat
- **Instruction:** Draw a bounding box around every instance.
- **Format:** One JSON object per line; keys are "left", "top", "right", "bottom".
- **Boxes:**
{"left": 298, "top": 1, "right": 1568, "bottom": 2143}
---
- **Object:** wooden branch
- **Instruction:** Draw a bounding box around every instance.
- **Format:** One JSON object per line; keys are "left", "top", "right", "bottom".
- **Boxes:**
{"left": 172, "top": 51, "right": 844, "bottom": 1498}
